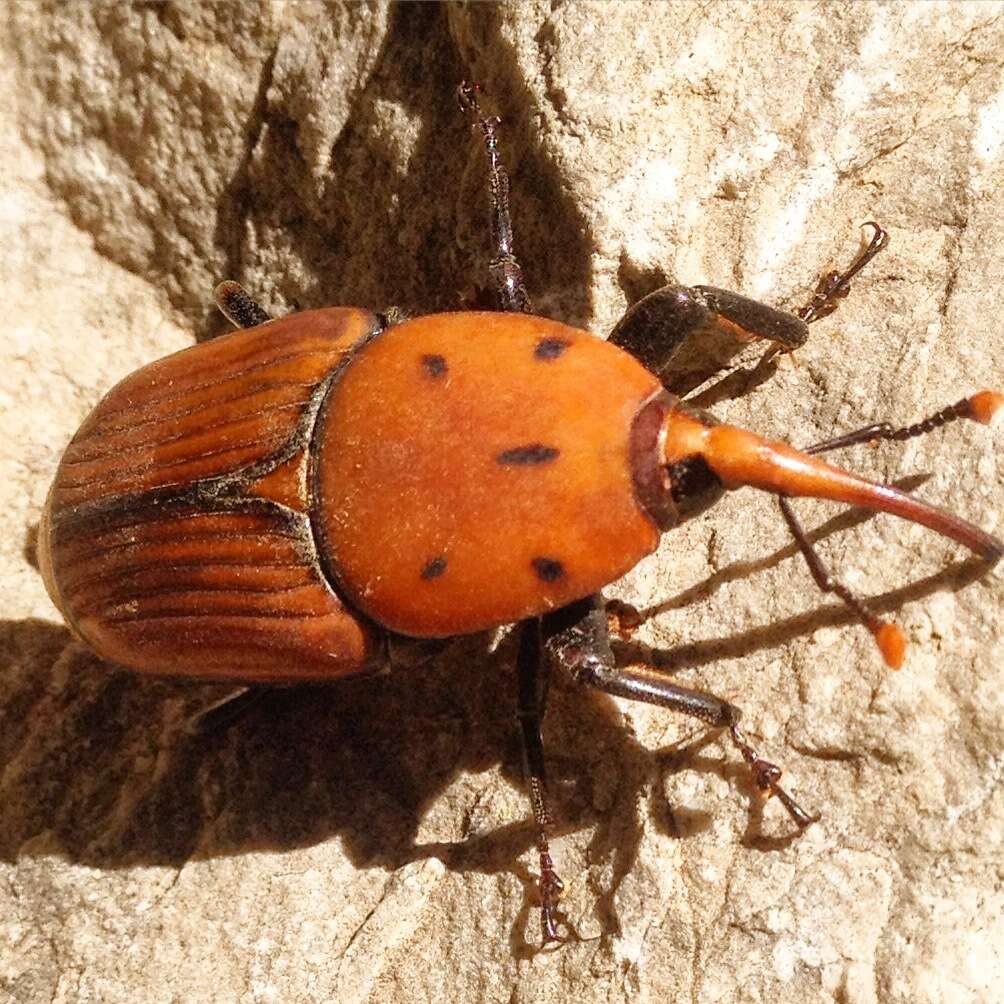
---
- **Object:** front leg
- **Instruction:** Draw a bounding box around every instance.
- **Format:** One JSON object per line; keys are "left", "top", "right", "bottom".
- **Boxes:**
{"left": 542, "top": 595, "right": 817, "bottom": 829}
{"left": 609, "top": 284, "right": 809, "bottom": 386}
{"left": 458, "top": 82, "right": 534, "bottom": 314}
{"left": 610, "top": 223, "right": 888, "bottom": 390}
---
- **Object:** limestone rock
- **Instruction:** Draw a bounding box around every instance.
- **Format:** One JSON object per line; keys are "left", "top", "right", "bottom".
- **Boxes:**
{"left": 2, "top": 4, "right": 1002, "bottom": 1002}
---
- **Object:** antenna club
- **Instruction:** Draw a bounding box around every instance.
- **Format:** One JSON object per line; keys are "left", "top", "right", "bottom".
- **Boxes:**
{"left": 967, "top": 390, "right": 1004, "bottom": 427}
{"left": 874, "top": 622, "right": 906, "bottom": 669}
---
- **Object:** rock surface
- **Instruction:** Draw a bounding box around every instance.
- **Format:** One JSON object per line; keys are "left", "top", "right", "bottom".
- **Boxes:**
{"left": 2, "top": 3, "right": 1003, "bottom": 1002}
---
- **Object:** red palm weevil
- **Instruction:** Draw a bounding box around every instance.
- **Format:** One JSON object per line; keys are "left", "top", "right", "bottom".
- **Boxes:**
{"left": 36, "top": 83, "right": 1003, "bottom": 943}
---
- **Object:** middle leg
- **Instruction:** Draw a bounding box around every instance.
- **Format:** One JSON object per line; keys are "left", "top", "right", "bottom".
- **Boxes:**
{"left": 542, "top": 596, "right": 817, "bottom": 829}
{"left": 515, "top": 617, "right": 564, "bottom": 943}
{"left": 459, "top": 81, "right": 564, "bottom": 940}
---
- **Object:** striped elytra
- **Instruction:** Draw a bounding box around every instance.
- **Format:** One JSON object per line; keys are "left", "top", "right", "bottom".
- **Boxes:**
{"left": 39, "top": 309, "right": 666, "bottom": 677}
{"left": 38, "top": 308, "right": 383, "bottom": 682}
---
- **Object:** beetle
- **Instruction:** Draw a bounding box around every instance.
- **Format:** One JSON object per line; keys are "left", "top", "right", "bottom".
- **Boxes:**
{"left": 37, "top": 82, "right": 1002, "bottom": 943}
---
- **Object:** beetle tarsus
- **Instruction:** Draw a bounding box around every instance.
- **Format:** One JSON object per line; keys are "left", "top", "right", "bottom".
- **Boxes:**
{"left": 375, "top": 305, "right": 409, "bottom": 329}
{"left": 592, "top": 663, "right": 818, "bottom": 829}
{"left": 538, "top": 843, "right": 565, "bottom": 944}
{"left": 797, "top": 221, "right": 889, "bottom": 325}
{"left": 727, "top": 725, "right": 819, "bottom": 829}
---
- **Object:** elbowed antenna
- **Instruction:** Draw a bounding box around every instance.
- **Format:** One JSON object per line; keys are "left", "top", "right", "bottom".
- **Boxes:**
{"left": 661, "top": 391, "right": 1003, "bottom": 666}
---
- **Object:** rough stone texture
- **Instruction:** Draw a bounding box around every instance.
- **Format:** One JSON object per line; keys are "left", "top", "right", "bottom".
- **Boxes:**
{"left": 2, "top": 3, "right": 1003, "bottom": 1002}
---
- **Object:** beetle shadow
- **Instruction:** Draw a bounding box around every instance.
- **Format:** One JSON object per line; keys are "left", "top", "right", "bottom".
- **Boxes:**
{"left": 201, "top": 0, "right": 774, "bottom": 412}
{"left": 10, "top": 474, "right": 989, "bottom": 951}
{"left": 607, "top": 468, "right": 998, "bottom": 674}
{"left": 609, "top": 465, "right": 996, "bottom": 673}
{"left": 0, "top": 620, "right": 505, "bottom": 871}
{"left": 204, "top": 3, "right": 594, "bottom": 340}
{"left": 10, "top": 475, "right": 994, "bottom": 948}
{"left": 7, "top": 487, "right": 995, "bottom": 947}
{"left": 617, "top": 553, "right": 993, "bottom": 673}
{"left": 0, "top": 608, "right": 807, "bottom": 951}
{"left": 634, "top": 474, "right": 930, "bottom": 625}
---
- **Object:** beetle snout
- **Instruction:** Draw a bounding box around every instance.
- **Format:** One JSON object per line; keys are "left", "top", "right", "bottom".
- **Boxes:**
{"left": 659, "top": 400, "right": 1003, "bottom": 561}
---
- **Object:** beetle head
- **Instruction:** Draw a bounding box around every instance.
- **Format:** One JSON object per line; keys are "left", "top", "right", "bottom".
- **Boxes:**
{"left": 660, "top": 401, "right": 727, "bottom": 522}
{"left": 637, "top": 390, "right": 1003, "bottom": 667}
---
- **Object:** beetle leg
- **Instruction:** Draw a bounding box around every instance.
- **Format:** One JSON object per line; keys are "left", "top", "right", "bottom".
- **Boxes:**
{"left": 515, "top": 617, "right": 565, "bottom": 943}
{"left": 611, "top": 224, "right": 889, "bottom": 390}
{"left": 543, "top": 595, "right": 818, "bottom": 830}
{"left": 457, "top": 82, "right": 533, "bottom": 314}
{"left": 214, "top": 280, "right": 272, "bottom": 329}
{"left": 796, "top": 221, "right": 889, "bottom": 325}
{"left": 375, "top": 305, "right": 409, "bottom": 329}
{"left": 610, "top": 284, "right": 809, "bottom": 382}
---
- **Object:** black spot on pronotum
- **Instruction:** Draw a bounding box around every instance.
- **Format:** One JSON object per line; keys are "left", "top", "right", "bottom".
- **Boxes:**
{"left": 534, "top": 337, "right": 570, "bottom": 360}
{"left": 421, "top": 354, "right": 448, "bottom": 378}
{"left": 496, "top": 444, "right": 560, "bottom": 465}
{"left": 532, "top": 557, "right": 564, "bottom": 582}
{"left": 421, "top": 555, "right": 447, "bottom": 580}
